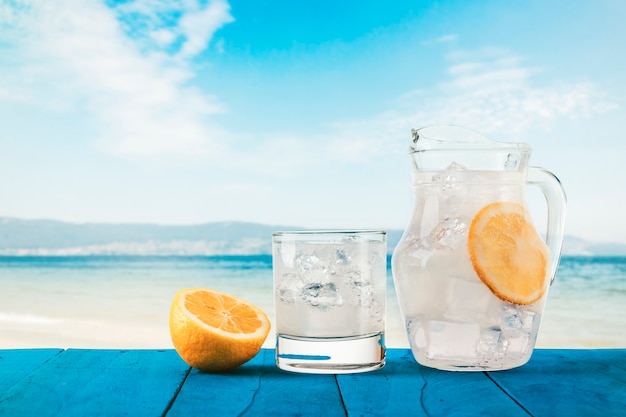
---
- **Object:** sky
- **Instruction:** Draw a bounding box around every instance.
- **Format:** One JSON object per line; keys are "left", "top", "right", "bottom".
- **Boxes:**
{"left": 0, "top": 0, "right": 625, "bottom": 244}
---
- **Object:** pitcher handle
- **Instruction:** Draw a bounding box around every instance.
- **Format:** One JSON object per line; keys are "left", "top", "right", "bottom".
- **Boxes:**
{"left": 527, "top": 167, "right": 567, "bottom": 285}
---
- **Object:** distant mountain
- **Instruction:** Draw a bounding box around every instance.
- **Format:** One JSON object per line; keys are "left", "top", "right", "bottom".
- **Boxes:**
{"left": 560, "top": 235, "right": 626, "bottom": 256}
{"left": 0, "top": 217, "right": 290, "bottom": 256}
{"left": 0, "top": 216, "right": 624, "bottom": 256}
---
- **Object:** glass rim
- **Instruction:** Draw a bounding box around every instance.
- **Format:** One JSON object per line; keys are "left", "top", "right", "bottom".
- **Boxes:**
{"left": 272, "top": 229, "right": 386, "bottom": 237}
{"left": 410, "top": 125, "right": 533, "bottom": 153}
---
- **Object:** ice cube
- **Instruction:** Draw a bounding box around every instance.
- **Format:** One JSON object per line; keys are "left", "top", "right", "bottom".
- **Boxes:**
{"left": 447, "top": 162, "right": 468, "bottom": 171}
{"left": 500, "top": 304, "right": 533, "bottom": 338}
{"left": 504, "top": 331, "right": 532, "bottom": 355}
{"left": 334, "top": 248, "right": 351, "bottom": 265}
{"left": 300, "top": 282, "right": 343, "bottom": 310}
{"left": 426, "top": 320, "right": 481, "bottom": 360}
{"left": 501, "top": 308, "right": 521, "bottom": 334}
{"left": 431, "top": 162, "right": 468, "bottom": 190}
{"left": 411, "top": 216, "right": 468, "bottom": 256}
{"left": 444, "top": 277, "right": 494, "bottom": 321}
{"left": 521, "top": 311, "right": 537, "bottom": 332}
{"left": 296, "top": 252, "right": 333, "bottom": 286}
{"left": 345, "top": 269, "right": 374, "bottom": 306}
{"left": 477, "top": 326, "right": 505, "bottom": 357}
{"left": 499, "top": 305, "right": 537, "bottom": 356}
{"left": 276, "top": 273, "right": 300, "bottom": 304}
{"left": 296, "top": 253, "right": 327, "bottom": 272}
{"left": 431, "top": 217, "right": 468, "bottom": 248}
{"left": 406, "top": 244, "right": 434, "bottom": 268}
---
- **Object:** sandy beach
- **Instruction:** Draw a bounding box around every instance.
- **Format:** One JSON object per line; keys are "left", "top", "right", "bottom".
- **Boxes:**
{"left": 0, "top": 279, "right": 623, "bottom": 350}
{"left": 0, "top": 255, "right": 624, "bottom": 350}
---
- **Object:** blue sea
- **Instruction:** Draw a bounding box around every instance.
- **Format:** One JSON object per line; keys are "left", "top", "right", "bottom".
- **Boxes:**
{"left": 0, "top": 255, "right": 624, "bottom": 349}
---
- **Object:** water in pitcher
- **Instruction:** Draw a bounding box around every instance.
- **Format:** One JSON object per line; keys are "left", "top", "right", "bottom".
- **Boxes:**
{"left": 392, "top": 163, "right": 550, "bottom": 370}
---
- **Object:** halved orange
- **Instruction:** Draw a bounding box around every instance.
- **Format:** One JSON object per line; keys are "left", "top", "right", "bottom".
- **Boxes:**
{"left": 169, "top": 288, "right": 271, "bottom": 372}
{"left": 468, "top": 202, "right": 550, "bottom": 305}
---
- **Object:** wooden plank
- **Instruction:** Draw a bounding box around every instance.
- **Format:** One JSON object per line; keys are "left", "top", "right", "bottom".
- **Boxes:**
{"left": 487, "top": 349, "right": 626, "bottom": 417}
{"left": 0, "top": 349, "right": 190, "bottom": 417}
{"left": 0, "top": 348, "right": 623, "bottom": 416}
{"left": 168, "top": 349, "right": 346, "bottom": 416}
{"left": 337, "top": 349, "right": 529, "bottom": 416}
{"left": 0, "top": 349, "right": 62, "bottom": 393}
{"left": 336, "top": 349, "right": 425, "bottom": 416}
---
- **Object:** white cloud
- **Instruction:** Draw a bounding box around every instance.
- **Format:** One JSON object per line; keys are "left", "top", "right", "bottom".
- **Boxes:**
{"left": 150, "top": 28, "right": 176, "bottom": 46}
{"left": 433, "top": 49, "right": 616, "bottom": 134}
{"left": 0, "top": 3, "right": 617, "bottom": 175}
{"left": 0, "top": 0, "right": 234, "bottom": 161}
{"left": 177, "top": 0, "right": 234, "bottom": 59}
{"left": 343, "top": 48, "right": 615, "bottom": 147}
{"left": 317, "top": 47, "right": 618, "bottom": 169}
{"left": 112, "top": 0, "right": 234, "bottom": 59}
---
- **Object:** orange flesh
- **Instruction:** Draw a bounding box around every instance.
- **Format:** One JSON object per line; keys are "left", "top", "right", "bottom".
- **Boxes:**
{"left": 468, "top": 202, "right": 549, "bottom": 305}
{"left": 184, "top": 290, "right": 263, "bottom": 334}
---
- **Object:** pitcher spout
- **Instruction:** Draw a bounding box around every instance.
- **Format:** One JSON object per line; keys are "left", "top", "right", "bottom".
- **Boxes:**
{"left": 409, "top": 125, "right": 531, "bottom": 171}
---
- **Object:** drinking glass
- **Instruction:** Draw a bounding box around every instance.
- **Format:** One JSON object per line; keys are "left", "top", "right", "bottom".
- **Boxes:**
{"left": 272, "top": 230, "right": 387, "bottom": 374}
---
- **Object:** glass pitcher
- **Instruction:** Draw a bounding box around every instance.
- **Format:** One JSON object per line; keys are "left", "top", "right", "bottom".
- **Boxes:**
{"left": 391, "top": 125, "right": 566, "bottom": 371}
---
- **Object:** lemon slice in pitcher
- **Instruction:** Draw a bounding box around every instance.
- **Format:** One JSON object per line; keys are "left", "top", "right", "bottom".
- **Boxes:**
{"left": 468, "top": 202, "right": 550, "bottom": 305}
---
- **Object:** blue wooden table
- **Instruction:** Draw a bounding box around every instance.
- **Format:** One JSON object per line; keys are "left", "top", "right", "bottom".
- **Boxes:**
{"left": 0, "top": 348, "right": 624, "bottom": 416}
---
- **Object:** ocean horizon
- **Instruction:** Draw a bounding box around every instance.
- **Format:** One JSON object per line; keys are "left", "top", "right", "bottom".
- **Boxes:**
{"left": 0, "top": 254, "right": 624, "bottom": 350}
